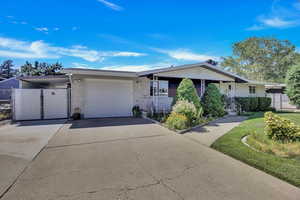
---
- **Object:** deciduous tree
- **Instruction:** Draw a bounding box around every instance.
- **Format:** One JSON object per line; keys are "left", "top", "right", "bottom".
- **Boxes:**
{"left": 222, "top": 37, "right": 297, "bottom": 83}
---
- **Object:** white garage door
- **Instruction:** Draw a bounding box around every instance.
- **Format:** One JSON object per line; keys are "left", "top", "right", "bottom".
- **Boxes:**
{"left": 83, "top": 79, "right": 133, "bottom": 118}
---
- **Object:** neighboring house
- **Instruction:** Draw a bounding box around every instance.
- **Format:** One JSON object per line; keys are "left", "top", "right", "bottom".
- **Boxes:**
{"left": 265, "top": 84, "right": 297, "bottom": 110}
{"left": 18, "top": 62, "right": 266, "bottom": 119}
{"left": 0, "top": 77, "right": 19, "bottom": 101}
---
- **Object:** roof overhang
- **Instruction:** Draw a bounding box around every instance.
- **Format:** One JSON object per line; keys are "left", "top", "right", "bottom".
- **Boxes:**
{"left": 137, "top": 62, "right": 249, "bottom": 83}
{"left": 62, "top": 68, "right": 137, "bottom": 78}
{"left": 18, "top": 75, "right": 69, "bottom": 84}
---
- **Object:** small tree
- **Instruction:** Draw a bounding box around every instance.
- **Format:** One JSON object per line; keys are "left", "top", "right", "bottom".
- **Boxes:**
{"left": 0, "top": 60, "right": 16, "bottom": 78}
{"left": 202, "top": 83, "right": 225, "bottom": 117}
{"left": 172, "top": 78, "right": 203, "bottom": 117}
{"left": 285, "top": 64, "right": 300, "bottom": 108}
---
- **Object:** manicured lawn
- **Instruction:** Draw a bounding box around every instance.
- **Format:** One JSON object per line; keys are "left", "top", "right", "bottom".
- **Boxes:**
{"left": 211, "top": 112, "right": 300, "bottom": 187}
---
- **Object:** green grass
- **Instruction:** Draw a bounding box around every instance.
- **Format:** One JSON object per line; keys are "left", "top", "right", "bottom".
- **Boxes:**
{"left": 211, "top": 112, "right": 300, "bottom": 187}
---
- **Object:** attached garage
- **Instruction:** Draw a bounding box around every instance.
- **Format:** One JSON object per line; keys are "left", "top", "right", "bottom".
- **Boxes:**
{"left": 83, "top": 79, "right": 134, "bottom": 118}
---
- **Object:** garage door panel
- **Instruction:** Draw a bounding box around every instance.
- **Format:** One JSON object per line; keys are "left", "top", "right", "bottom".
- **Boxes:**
{"left": 84, "top": 79, "right": 133, "bottom": 118}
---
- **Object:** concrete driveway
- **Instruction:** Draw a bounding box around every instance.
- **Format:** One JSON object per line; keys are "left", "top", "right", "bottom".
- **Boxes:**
{"left": 2, "top": 117, "right": 300, "bottom": 200}
{"left": 0, "top": 120, "right": 65, "bottom": 197}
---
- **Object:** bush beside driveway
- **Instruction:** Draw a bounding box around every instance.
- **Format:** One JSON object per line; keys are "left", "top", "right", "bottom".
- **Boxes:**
{"left": 212, "top": 112, "right": 300, "bottom": 187}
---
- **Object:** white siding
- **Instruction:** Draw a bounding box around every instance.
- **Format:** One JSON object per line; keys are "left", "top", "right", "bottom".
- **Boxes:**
{"left": 71, "top": 77, "right": 84, "bottom": 115}
{"left": 215, "top": 82, "right": 266, "bottom": 97}
{"left": 235, "top": 84, "right": 266, "bottom": 97}
{"left": 156, "top": 67, "right": 234, "bottom": 81}
{"left": 133, "top": 77, "right": 173, "bottom": 112}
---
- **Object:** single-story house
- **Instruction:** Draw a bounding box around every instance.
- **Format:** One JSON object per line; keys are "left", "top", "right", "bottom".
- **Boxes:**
{"left": 18, "top": 62, "right": 266, "bottom": 119}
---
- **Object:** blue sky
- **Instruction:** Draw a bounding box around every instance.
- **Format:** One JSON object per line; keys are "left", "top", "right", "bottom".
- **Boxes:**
{"left": 0, "top": 0, "right": 300, "bottom": 71}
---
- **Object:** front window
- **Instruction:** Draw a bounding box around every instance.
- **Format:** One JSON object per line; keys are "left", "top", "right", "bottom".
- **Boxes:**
{"left": 150, "top": 80, "right": 168, "bottom": 96}
{"left": 249, "top": 86, "right": 256, "bottom": 94}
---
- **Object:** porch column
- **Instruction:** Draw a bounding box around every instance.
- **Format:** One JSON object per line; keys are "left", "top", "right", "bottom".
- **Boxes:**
{"left": 201, "top": 79, "right": 205, "bottom": 97}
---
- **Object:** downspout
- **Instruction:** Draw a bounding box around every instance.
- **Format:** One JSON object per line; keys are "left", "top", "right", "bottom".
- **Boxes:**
{"left": 67, "top": 73, "right": 73, "bottom": 119}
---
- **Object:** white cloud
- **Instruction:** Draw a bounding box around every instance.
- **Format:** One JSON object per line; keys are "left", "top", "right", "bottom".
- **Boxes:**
{"left": 247, "top": 1, "right": 300, "bottom": 31}
{"left": 35, "top": 27, "right": 49, "bottom": 33}
{"left": 154, "top": 48, "right": 218, "bottom": 62}
{"left": 0, "top": 36, "right": 146, "bottom": 62}
{"left": 72, "top": 62, "right": 95, "bottom": 69}
{"left": 53, "top": 27, "right": 60, "bottom": 31}
{"left": 260, "top": 16, "right": 298, "bottom": 28}
{"left": 97, "top": 0, "right": 123, "bottom": 11}
{"left": 109, "top": 51, "right": 146, "bottom": 57}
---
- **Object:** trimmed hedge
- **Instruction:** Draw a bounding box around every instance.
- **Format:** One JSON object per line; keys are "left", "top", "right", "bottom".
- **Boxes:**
{"left": 235, "top": 97, "right": 271, "bottom": 112}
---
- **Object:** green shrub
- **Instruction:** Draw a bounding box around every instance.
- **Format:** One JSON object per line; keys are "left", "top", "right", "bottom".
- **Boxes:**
{"left": 172, "top": 100, "right": 197, "bottom": 126}
{"left": 166, "top": 112, "right": 188, "bottom": 130}
{"left": 286, "top": 64, "right": 300, "bottom": 108}
{"left": 235, "top": 97, "right": 271, "bottom": 112}
{"left": 264, "top": 112, "right": 300, "bottom": 142}
{"left": 202, "top": 84, "right": 225, "bottom": 117}
{"left": 172, "top": 78, "right": 203, "bottom": 117}
{"left": 249, "top": 97, "right": 259, "bottom": 111}
{"left": 258, "top": 97, "right": 272, "bottom": 111}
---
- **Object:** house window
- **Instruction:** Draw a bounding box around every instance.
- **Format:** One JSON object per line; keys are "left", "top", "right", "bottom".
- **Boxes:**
{"left": 150, "top": 80, "right": 168, "bottom": 96}
{"left": 249, "top": 86, "right": 256, "bottom": 94}
{"left": 228, "top": 85, "right": 232, "bottom": 91}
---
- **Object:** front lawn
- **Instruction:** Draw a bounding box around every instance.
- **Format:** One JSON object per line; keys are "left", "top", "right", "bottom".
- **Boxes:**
{"left": 211, "top": 112, "right": 300, "bottom": 187}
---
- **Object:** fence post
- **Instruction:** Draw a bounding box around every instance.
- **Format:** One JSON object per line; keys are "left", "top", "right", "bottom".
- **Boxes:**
{"left": 41, "top": 89, "right": 44, "bottom": 120}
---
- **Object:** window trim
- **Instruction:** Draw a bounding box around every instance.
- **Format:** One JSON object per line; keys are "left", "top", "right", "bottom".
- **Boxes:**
{"left": 249, "top": 85, "right": 256, "bottom": 94}
{"left": 150, "top": 80, "right": 169, "bottom": 96}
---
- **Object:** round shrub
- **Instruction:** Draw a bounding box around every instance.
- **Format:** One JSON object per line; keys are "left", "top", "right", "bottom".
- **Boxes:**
{"left": 172, "top": 100, "right": 197, "bottom": 126}
{"left": 172, "top": 78, "right": 203, "bottom": 117}
{"left": 202, "top": 83, "right": 225, "bottom": 117}
{"left": 166, "top": 112, "right": 188, "bottom": 130}
{"left": 264, "top": 112, "right": 300, "bottom": 142}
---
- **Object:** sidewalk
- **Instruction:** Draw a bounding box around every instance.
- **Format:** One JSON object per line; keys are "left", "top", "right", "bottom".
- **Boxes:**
{"left": 183, "top": 115, "right": 247, "bottom": 146}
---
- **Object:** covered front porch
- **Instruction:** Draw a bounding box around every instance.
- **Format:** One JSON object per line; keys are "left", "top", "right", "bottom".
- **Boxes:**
{"left": 136, "top": 64, "right": 244, "bottom": 113}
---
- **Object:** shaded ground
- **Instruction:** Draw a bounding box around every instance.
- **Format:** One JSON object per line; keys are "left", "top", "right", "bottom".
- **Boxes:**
{"left": 2, "top": 117, "right": 300, "bottom": 200}
{"left": 183, "top": 115, "right": 247, "bottom": 146}
{"left": 0, "top": 120, "right": 65, "bottom": 197}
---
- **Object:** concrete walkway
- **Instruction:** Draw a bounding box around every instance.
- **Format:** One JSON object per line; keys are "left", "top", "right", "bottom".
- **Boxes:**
{"left": 183, "top": 115, "right": 247, "bottom": 146}
{"left": 2, "top": 117, "right": 300, "bottom": 200}
{"left": 0, "top": 120, "right": 65, "bottom": 197}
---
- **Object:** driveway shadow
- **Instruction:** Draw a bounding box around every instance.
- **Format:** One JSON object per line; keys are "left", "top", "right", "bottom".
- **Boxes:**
{"left": 12, "top": 119, "right": 67, "bottom": 127}
{"left": 69, "top": 117, "right": 154, "bottom": 129}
